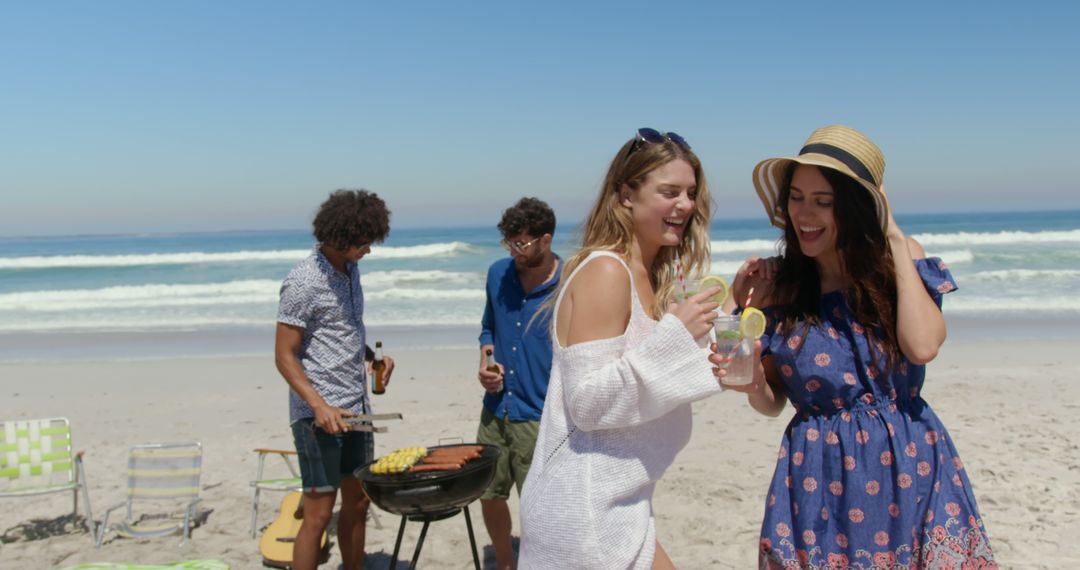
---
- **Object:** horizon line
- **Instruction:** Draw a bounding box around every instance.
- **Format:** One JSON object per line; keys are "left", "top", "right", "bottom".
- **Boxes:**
{"left": 1, "top": 207, "right": 1078, "bottom": 241}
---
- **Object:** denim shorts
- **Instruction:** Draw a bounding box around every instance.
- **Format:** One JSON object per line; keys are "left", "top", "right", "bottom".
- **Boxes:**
{"left": 291, "top": 418, "right": 374, "bottom": 493}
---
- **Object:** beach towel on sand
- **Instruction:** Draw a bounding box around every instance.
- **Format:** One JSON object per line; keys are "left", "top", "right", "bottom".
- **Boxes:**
{"left": 62, "top": 561, "right": 228, "bottom": 570}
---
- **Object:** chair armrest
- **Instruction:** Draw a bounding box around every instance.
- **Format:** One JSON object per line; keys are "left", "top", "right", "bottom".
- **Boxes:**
{"left": 101, "top": 501, "right": 126, "bottom": 515}
{"left": 253, "top": 448, "right": 296, "bottom": 455}
{"left": 96, "top": 500, "right": 128, "bottom": 547}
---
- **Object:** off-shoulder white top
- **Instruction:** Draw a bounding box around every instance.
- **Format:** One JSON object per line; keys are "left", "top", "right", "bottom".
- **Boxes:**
{"left": 519, "top": 251, "right": 721, "bottom": 570}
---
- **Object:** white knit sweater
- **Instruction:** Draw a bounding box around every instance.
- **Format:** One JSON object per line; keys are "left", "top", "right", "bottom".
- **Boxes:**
{"left": 519, "top": 251, "right": 721, "bottom": 570}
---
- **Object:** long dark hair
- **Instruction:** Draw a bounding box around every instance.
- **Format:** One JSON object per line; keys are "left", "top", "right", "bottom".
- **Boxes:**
{"left": 772, "top": 163, "right": 900, "bottom": 375}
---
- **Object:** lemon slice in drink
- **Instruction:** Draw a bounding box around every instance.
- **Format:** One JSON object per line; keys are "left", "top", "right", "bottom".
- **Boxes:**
{"left": 740, "top": 307, "right": 767, "bottom": 339}
{"left": 698, "top": 275, "right": 730, "bottom": 305}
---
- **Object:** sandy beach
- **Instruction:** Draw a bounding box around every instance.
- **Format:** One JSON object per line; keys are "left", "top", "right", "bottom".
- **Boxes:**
{"left": 1, "top": 338, "right": 1077, "bottom": 569}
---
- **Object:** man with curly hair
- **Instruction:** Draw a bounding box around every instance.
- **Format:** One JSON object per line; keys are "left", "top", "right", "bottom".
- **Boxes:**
{"left": 275, "top": 189, "right": 394, "bottom": 570}
{"left": 476, "top": 197, "right": 560, "bottom": 570}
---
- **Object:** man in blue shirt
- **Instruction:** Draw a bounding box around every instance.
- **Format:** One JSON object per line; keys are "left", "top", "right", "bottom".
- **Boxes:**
{"left": 477, "top": 197, "right": 560, "bottom": 570}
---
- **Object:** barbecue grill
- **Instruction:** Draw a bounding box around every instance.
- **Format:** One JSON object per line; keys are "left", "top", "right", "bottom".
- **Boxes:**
{"left": 356, "top": 443, "right": 500, "bottom": 569}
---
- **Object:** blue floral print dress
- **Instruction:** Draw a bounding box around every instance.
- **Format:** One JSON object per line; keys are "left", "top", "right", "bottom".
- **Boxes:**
{"left": 756, "top": 259, "right": 997, "bottom": 569}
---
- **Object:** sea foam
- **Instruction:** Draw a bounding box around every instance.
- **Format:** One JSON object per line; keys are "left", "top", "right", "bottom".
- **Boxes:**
{"left": 0, "top": 276, "right": 487, "bottom": 312}
{"left": 0, "top": 242, "right": 475, "bottom": 269}
{"left": 913, "top": 229, "right": 1080, "bottom": 246}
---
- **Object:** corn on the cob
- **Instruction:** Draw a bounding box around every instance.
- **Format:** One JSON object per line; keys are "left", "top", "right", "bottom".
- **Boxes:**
{"left": 369, "top": 446, "right": 429, "bottom": 475}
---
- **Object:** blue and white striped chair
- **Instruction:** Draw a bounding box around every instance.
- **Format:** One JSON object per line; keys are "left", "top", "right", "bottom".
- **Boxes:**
{"left": 0, "top": 417, "right": 96, "bottom": 540}
{"left": 96, "top": 442, "right": 203, "bottom": 548}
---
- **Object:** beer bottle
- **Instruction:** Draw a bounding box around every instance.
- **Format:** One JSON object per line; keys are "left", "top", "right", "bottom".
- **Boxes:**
{"left": 372, "top": 341, "right": 386, "bottom": 395}
{"left": 485, "top": 348, "right": 503, "bottom": 392}
{"left": 485, "top": 348, "right": 500, "bottom": 374}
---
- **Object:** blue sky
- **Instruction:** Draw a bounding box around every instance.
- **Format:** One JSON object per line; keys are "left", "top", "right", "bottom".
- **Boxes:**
{"left": 2, "top": 1, "right": 1077, "bottom": 236}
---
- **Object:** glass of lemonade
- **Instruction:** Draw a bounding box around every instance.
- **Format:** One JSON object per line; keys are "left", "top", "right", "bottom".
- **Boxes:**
{"left": 714, "top": 315, "right": 753, "bottom": 385}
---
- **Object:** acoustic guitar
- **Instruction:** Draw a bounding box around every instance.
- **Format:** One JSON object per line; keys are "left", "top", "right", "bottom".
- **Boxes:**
{"left": 259, "top": 491, "right": 330, "bottom": 568}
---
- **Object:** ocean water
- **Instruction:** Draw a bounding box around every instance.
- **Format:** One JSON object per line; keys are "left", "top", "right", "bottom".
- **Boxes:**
{"left": 0, "top": 211, "right": 1077, "bottom": 337}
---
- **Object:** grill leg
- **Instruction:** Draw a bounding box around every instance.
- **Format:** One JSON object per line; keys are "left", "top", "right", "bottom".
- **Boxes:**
{"left": 408, "top": 520, "right": 432, "bottom": 570}
{"left": 389, "top": 515, "right": 407, "bottom": 570}
{"left": 463, "top": 505, "right": 481, "bottom": 570}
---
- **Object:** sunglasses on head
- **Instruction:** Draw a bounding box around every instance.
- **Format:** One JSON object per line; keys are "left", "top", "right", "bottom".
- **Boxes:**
{"left": 629, "top": 127, "right": 691, "bottom": 155}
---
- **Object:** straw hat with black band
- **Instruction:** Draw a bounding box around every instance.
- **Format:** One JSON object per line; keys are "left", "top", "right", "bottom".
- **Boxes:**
{"left": 753, "top": 125, "right": 889, "bottom": 234}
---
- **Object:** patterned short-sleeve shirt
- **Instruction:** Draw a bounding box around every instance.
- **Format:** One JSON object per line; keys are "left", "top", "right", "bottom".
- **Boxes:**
{"left": 278, "top": 246, "right": 369, "bottom": 423}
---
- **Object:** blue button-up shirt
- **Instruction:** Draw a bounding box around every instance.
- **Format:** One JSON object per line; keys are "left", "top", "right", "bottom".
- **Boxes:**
{"left": 478, "top": 255, "right": 561, "bottom": 421}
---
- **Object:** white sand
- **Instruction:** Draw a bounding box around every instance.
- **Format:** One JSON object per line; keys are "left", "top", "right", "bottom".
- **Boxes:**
{"left": 1, "top": 339, "right": 1076, "bottom": 569}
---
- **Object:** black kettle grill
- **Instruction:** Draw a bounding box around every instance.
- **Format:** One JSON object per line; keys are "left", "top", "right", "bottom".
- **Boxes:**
{"left": 356, "top": 443, "right": 501, "bottom": 569}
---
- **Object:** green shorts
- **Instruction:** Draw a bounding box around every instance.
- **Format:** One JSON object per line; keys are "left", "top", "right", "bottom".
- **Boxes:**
{"left": 476, "top": 407, "right": 540, "bottom": 500}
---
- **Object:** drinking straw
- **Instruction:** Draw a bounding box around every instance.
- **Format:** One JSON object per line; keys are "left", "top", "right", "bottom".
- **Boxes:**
{"left": 720, "top": 286, "right": 757, "bottom": 369}
{"left": 675, "top": 258, "right": 688, "bottom": 303}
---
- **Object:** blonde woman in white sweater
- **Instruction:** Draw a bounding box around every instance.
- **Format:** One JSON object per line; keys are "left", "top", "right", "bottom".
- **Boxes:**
{"left": 519, "top": 129, "right": 736, "bottom": 569}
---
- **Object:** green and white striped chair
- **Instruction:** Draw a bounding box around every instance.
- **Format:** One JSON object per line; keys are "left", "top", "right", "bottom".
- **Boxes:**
{"left": 248, "top": 448, "right": 302, "bottom": 538}
{"left": 247, "top": 445, "right": 385, "bottom": 538}
{"left": 1, "top": 417, "right": 96, "bottom": 539}
{"left": 96, "top": 443, "right": 203, "bottom": 548}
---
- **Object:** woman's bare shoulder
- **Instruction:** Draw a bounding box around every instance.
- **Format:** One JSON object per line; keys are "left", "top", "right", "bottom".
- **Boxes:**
{"left": 906, "top": 236, "right": 927, "bottom": 259}
{"left": 569, "top": 255, "right": 630, "bottom": 302}
{"left": 564, "top": 255, "right": 632, "bottom": 343}
{"left": 575, "top": 254, "right": 628, "bottom": 281}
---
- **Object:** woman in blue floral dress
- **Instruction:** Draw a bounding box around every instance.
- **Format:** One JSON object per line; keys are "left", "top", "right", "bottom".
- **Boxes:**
{"left": 727, "top": 126, "right": 997, "bottom": 569}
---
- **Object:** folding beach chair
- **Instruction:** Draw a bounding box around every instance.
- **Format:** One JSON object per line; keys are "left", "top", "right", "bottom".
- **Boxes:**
{"left": 0, "top": 417, "right": 96, "bottom": 540}
{"left": 96, "top": 442, "right": 203, "bottom": 548}
{"left": 248, "top": 448, "right": 302, "bottom": 538}
{"left": 248, "top": 413, "right": 403, "bottom": 538}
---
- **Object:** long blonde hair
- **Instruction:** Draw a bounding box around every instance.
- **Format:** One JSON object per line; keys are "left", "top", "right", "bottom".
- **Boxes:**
{"left": 556, "top": 134, "right": 712, "bottom": 318}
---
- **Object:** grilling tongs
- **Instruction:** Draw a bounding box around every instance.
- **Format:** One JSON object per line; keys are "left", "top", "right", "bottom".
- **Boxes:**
{"left": 344, "top": 412, "right": 403, "bottom": 433}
